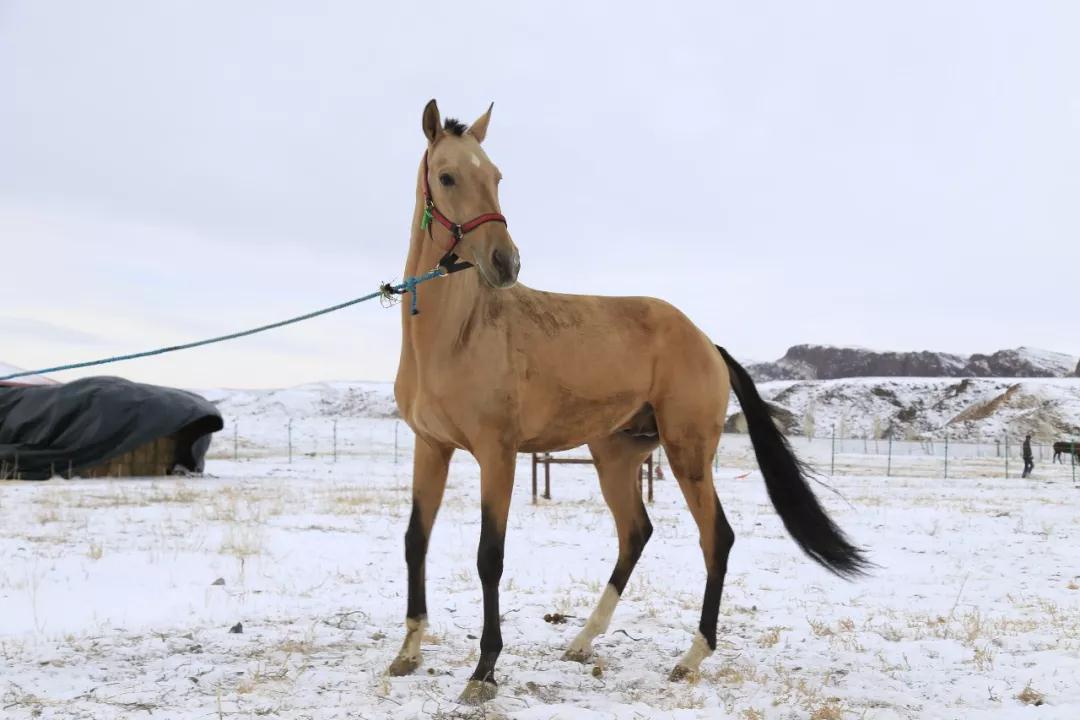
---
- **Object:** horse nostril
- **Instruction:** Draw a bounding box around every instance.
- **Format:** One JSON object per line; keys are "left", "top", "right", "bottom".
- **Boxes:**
{"left": 490, "top": 248, "right": 518, "bottom": 285}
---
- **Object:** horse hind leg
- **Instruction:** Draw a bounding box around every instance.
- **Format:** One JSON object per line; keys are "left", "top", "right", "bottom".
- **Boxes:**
{"left": 662, "top": 425, "right": 735, "bottom": 681}
{"left": 563, "top": 433, "right": 655, "bottom": 663}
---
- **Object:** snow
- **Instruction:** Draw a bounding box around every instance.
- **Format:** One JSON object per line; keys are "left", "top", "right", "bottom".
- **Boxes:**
{"left": 2, "top": 418, "right": 1079, "bottom": 719}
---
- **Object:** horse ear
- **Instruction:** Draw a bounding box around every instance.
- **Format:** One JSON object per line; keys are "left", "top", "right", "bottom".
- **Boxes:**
{"left": 422, "top": 99, "right": 443, "bottom": 144}
{"left": 468, "top": 102, "right": 494, "bottom": 144}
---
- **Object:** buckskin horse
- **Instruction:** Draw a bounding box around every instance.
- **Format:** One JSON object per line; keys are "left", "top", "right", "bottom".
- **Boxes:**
{"left": 389, "top": 100, "right": 868, "bottom": 703}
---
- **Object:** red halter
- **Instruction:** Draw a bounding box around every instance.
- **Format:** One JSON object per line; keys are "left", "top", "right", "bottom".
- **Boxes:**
{"left": 421, "top": 150, "right": 507, "bottom": 259}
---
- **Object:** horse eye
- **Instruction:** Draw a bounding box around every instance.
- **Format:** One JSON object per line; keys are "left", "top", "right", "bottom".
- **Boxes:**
{"left": 439, "top": 173, "right": 455, "bottom": 187}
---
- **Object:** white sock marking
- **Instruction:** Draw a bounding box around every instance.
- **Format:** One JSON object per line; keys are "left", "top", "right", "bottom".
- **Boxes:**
{"left": 397, "top": 616, "right": 427, "bottom": 660}
{"left": 676, "top": 631, "right": 713, "bottom": 672}
{"left": 567, "top": 585, "right": 620, "bottom": 654}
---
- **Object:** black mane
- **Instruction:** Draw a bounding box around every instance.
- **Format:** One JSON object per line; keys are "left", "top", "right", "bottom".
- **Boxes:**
{"left": 443, "top": 118, "right": 468, "bottom": 136}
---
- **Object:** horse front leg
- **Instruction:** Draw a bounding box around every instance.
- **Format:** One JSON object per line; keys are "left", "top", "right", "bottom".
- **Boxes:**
{"left": 459, "top": 446, "right": 517, "bottom": 704}
{"left": 388, "top": 436, "right": 453, "bottom": 676}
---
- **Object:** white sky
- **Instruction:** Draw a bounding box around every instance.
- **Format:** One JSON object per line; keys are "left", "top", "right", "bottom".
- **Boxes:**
{"left": 2, "top": 1, "right": 1078, "bottom": 388}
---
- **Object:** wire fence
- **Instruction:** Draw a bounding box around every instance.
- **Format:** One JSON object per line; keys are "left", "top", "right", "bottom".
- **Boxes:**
{"left": 204, "top": 416, "right": 1080, "bottom": 484}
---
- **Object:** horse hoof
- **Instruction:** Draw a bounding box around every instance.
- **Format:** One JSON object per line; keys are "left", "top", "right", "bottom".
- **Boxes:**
{"left": 388, "top": 655, "right": 419, "bottom": 676}
{"left": 458, "top": 679, "right": 498, "bottom": 705}
{"left": 561, "top": 647, "right": 592, "bottom": 664}
{"left": 669, "top": 664, "right": 695, "bottom": 682}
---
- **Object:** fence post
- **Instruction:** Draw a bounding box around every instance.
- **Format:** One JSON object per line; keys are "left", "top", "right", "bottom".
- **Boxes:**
{"left": 233, "top": 419, "right": 238, "bottom": 461}
{"left": 830, "top": 425, "right": 836, "bottom": 476}
{"left": 333, "top": 419, "right": 338, "bottom": 463}
{"left": 944, "top": 434, "right": 949, "bottom": 479}
{"left": 544, "top": 454, "right": 551, "bottom": 500}
{"left": 531, "top": 453, "right": 538, "bottom": 503}
{"left": 288, "top": 418, "right": 293, "bottom": 464}
{"left": 887, "top": 435, "right": 892, "bottom": 477}
{"left": 1004, "top": 435, "right": 1009, "bottom": 479}
{"left": 1073, "top": 441, "right": 1077, "bottom": 485}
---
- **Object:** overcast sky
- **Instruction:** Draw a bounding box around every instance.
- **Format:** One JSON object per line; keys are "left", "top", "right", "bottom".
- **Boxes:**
{"left": 2, "top": 1, "right": 1078, "bottom": 388}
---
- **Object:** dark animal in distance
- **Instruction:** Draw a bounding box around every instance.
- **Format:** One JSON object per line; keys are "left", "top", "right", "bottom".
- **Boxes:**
{"left": 1052, "top": 441, "right": 1080, "bottom": 464}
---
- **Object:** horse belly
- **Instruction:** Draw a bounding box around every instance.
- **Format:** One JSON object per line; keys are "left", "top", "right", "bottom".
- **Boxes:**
{"left": 517, "top": 388, "right": 644, "bottom": 453}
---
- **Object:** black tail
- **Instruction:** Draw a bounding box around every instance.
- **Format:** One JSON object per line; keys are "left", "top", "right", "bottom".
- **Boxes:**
{"left": 717, "top": 346, "right": 870, "bottom": 578}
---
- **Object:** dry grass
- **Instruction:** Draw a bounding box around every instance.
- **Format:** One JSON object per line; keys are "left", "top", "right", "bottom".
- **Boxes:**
{"left": 35, "top": 507, "right": 61, "bottom": 524}
{"left": 220, "top": 526, "right": 265, "bottom": 560}
{"left": 1016, "top": 682, "right": 1045, "bottom": 706}
{"left": 757, "top": 626, "right": 784, "bottom": 648}
{"left": 972, "top": 644, "right": 995, "bottom": 671}
{"left": 809, "top": 700, "right": 845, "bottom": 720}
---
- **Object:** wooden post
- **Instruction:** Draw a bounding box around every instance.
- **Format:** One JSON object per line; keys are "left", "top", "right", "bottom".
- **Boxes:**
{"left": 543, "top": 453, "right": 551, "bottom": 500}
{"left": 531, "top": 453, "right": 538, "bottom": 503}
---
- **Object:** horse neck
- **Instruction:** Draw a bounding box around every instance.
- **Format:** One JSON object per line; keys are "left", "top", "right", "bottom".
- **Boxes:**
{"left": 400, "top": 187, "right": 483, "bottom": 345}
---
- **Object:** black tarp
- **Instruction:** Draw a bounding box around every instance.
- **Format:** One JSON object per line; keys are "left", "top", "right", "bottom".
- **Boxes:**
{"left": 0, "top": 376, "right": 223, "bottom": 480}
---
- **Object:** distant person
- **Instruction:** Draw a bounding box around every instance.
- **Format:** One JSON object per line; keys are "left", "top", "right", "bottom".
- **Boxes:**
{"left": 1022, "top": 434, "right": 1034, "bottom": 478}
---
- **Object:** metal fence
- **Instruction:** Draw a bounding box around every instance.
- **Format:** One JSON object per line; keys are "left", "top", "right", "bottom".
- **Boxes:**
{"left": 204, "top": 416, "right": 1079, "bottom": 484}
{"left": 715, "top": 431, "right": 1079, "bottom": 482}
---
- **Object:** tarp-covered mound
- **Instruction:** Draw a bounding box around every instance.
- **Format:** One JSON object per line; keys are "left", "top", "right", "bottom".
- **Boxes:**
{"left": 0, "top": 376, "right": 223, "bottom": 480}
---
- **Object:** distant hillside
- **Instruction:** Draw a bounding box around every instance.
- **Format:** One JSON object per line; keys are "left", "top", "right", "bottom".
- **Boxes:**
{"left": 726, "top": 377, "right": 1080, "bottom": 442}
{"left": 747, "top": 345, "right": 1079, "bottom": 382}
{"left": 197, "top": 381, "right": 398, "bottom": 419}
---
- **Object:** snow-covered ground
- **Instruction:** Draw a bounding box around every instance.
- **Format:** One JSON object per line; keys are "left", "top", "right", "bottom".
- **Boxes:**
{"left": 2, "top": 418, "right": 1079, "bottom": 719}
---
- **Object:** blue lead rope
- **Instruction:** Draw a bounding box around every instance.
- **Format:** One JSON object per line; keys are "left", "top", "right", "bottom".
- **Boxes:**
{"left": 0, "top": 268, "right": 447, "bottom": 383}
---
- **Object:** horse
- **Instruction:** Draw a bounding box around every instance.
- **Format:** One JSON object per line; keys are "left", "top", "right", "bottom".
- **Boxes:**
{"left": 389, "top": 100, "right": 869, "bottom": 703}
{"left": 1052, "top": 441, "right": 1079, "bottom": 464}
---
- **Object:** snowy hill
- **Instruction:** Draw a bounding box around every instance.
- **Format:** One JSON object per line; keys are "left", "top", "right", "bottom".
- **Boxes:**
{"left": 747, "top": 345, "right": 1079, "bottom": 381}
{"left": 731, "top": 377, "right": 1080, "bottom": 441}
{"left": 197, "top": 381, "right": 398, "bottom": 419}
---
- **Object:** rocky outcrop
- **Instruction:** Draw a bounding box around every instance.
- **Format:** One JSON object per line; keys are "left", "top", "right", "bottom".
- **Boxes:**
{"left": 747, "top": 345, "right": 1077, "bottom": 382}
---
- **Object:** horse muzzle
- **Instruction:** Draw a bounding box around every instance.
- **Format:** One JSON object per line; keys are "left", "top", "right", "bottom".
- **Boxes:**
{"left": 482, "top": 246, "right": 520, "bottom": 289}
